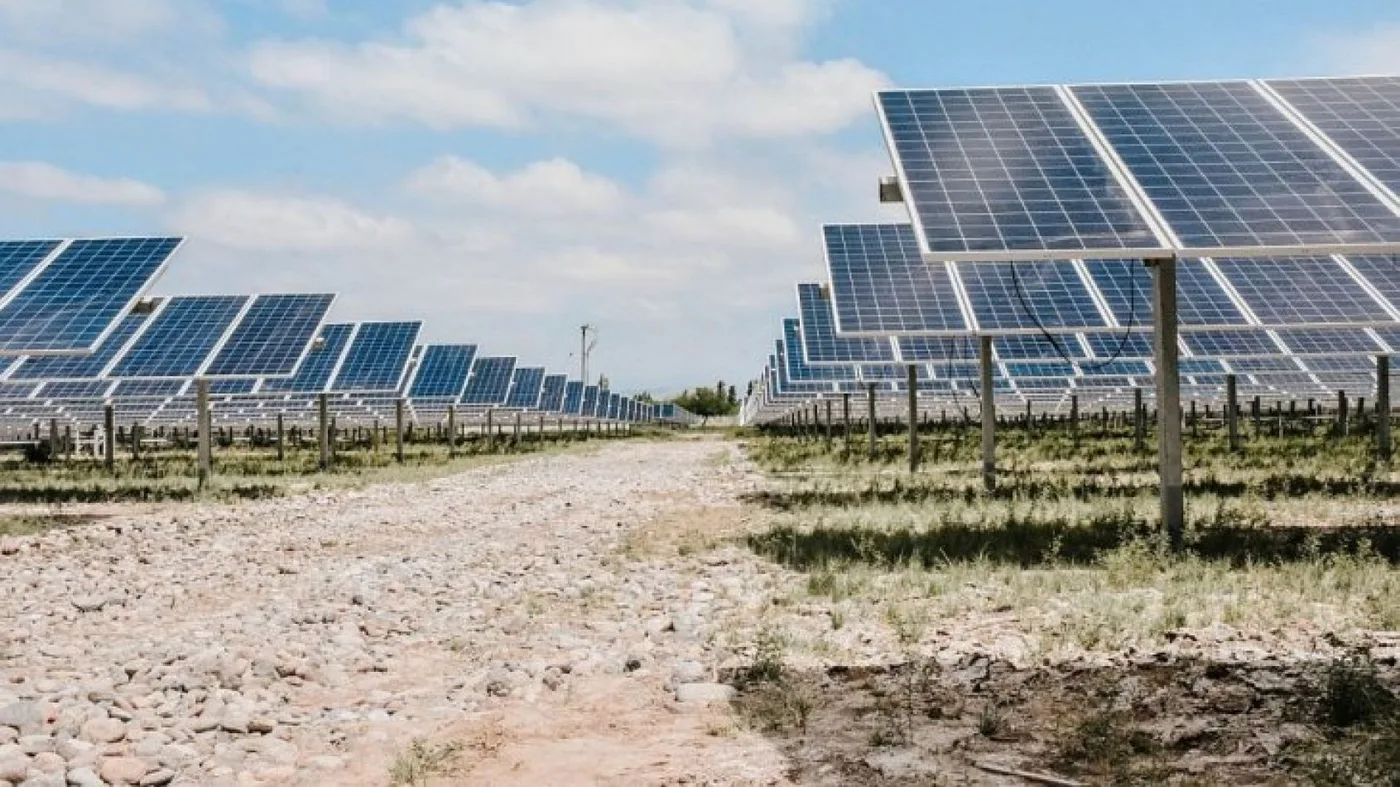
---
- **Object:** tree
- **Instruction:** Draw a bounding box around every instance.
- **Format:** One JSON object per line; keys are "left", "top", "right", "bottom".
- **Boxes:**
{"left": 727, "top": 385, "right": 737, "bottom": 405}
{"left": 672, "top": 385, "right": 738, "bottom": 425}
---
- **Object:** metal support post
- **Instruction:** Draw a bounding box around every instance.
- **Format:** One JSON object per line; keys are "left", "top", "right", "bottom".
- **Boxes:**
{"left": 1226, "top": 373, "right": 1239, "bottom": 452}
{"left": 906, "top": 365, "right": 919, "bottom": 473}
{"left": 1150, "top": 258, "right": 1184, "bottom": 551}
{"left": 447, "top": 404, "right": 457, "bottom": 458}
{"left": 103, "top": 404, "right": 115, "bottom": 472}
{"left": 317, "top": 393, "right": 331, "bottom": 470}
{"left": 866, "top": 383, "right": 877, "bottom": 461}
{"left": 1380, "top": 355, "right": 1392, "bottom": 460}
{"left": 276, "top": 413, "right": 285, "bottom": 461}
{"left": 980, "top": 335, "right": 996, "bottom": 491}
{"left": 395, "top": 398, "right": 406, "bottom": 463}
{"left": 196, "top": 379, "right": 212, "bottom": 489}
{"left": 842, "top": 393, "right": 851, "bottom": 448}
{"left": 1070, "top": 394, "right": 1079, "bottom": 442}
{"left": 824, "top": 399, "right": 833, "bottom": 451}
{"left": 1338, "top": 390, "right": 1349, "bottom": 437}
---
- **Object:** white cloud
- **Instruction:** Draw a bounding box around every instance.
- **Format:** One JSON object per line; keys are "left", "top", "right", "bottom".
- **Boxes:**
{"left": 0, "top": 50, "right": 214, "bottom": 113}
{"left": 246, "top": 0, "right": 888, "bottom": 144}
{"left": 169, "top": 190, "right": 415, "bottom": 252}
{"left": 0, "top": 161, "right": 165, "bottom": 206}
{"left": 1310, "top": 24, "right": 1400, "bottom": 74}
{"left": 0, "top": 0, "right": 193, "bottom": 43}
{"left": 405, "top": 156, "right": 625, "bottom": 217}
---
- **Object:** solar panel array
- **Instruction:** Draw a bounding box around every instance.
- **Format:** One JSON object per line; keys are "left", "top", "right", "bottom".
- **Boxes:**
{"left": 462, "top": 357, "right": 517, "bottom": 406}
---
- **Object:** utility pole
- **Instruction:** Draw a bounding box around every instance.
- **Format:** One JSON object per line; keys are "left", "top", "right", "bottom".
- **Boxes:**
{"left": 580, "top": 325, "right": 598, "bottom": 386}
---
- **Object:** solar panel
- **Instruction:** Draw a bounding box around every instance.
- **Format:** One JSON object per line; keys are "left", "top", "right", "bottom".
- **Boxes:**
{"left": 783, "top": 319, "right": 853, "bottom": 381}
{"left": 1005, "top": 361, "right": 1077, "bottom": 379}
{"left": 203, "top": 293, "right": 335, "bottom": 377}
{"left": 208, "top": 379, "right": 256, "bottom": 395}
{"left": 1274, "top": 328, "right": 1383, "bottom": 356}
{"left": 39, "top": 380, "right": 113, "bottom": 399}
{"left": 876, "top": 88, "right": 1166, "bottom": 260}
{"left": 1229, "top": 357, "right": 1302, "bottom": 373}
{"left": 1267, "top": 77, "right": 1400, "bottom": 201}
{"left": 1084, "top": 332, "right": 1155, "bottom": 358}
{"left": 539, "top": 374, "right": 568, "bottom": 412}
{"left": 1182, "top": 330, "right": 1280, "bottom": 357}
{"left": 109, "top": 296, "right": 248, "bottom": 378}
{"left": 7, "top": 310, "right": 150, "bottom": 381}
{"left": 581, "top": 384, "right": 599, "bottom": 416}
{"left": 897, "top": 336, "right": 978, "bottom": 362}
{"left": 1084, "top": 259, "right": 1248, "bottom": 327}
{"left": 1179, "top": 358, "right": 1227, "bottom": 376}
{"left": 1374, "top": 327, "right": 1400, "bottom": 353}
{"left": 1213, "top": 257, "right": 1391, "bottom": 325}
{"left": 957, "top": 262, "right": 1106, "bottom": 332}
{"left": 112, "top": 379, "right": 187, "bottom": 398}
{"left": 261, "top": 323, "right": 354, "bottom": 393}
{"left": 797, "top": 282, "right": 895, "bottom": 364}
{"left": 0, "top": 238, "right": 179, "bottom": 355}
{"left": 823, "top": 224, "right": 968, "bottom": 335}
{"left": 563, "top": 381, "right": 585, "bottom": 415}
{"left": 329, "top": 322, "right": 420, "bottom": 393}
{"left": 408, "top": 344, "right": 478, "bottom": 399}
{"left": 462, "top": 356, "right": 517, "bottom": 405}
{"left": 994, "top": 334, "right": 1087, "bottom": 360}
{"left": 1071, "top": 81, "right": 1400, "bottom": 255}
{"left": 0, "top": 241, "right": 60, "bottom": 296}
{"left": 594, "top": 389, "right": 611, "bottom": 418}
{"left": 606, "top": 393, "right": 622, "bottom": 420}
{"left": 504, "top": 367, "right": 546, "bottom": 409}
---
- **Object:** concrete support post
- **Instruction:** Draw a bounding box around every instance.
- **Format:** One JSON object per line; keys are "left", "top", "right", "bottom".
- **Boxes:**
{"left": 395, "top": 398, "right": 406, "bottom": 464}
{"left": 1070, "top": 394, "right": 1079, "bottom": 442}
{"left": 842, "top": 393, "right": 852, "bottom": 448}
{"left": 824, "top": 399, "right": 833, "bottom": 451}
{"left": 906, "top": 365, "right": 919, "bottom": 473}
{"left": 980, "top": 335, "right": 996, "bottom": 492}
{"left": 47, "top": 418, "right": 58, "bottom": 459}
{"left": 276, "top": 413, "right": 285, "bottom": 462}
{"left": 1339, "top": 390, "right": 1349, "bottom": 437}
{"left": 1380, "top": 355, "right": 1392, "bottom": 460}
{"left": 103, "top": 404, "right": 115, "bottom": 472}
{"left": 196, "top": 379, "right": 212, "bottom": 489}
{"left": 131, "top": 423, "right": 141, "bottom": 461}
{"left": 1226, "top": 373, "right": 1240, "bottom": 452}
{"left": 1150, "top": 257, "right": 1185, "bottom": 551}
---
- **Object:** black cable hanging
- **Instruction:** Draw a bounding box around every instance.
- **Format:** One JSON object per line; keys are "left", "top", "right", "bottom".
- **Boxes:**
{"left": 1007, "top": 260, "right": 1140, "bottom": 376}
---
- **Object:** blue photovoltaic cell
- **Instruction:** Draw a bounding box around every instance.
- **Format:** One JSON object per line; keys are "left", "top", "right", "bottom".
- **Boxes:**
{"left": 607, "top": 393, "right": 622, "bottom": 420}
{"left": 797, "top": 282, "right": 895, "bottom": 364}
{"left": 995, "top": 334, "right": 1087, "bottom": 359}
{"left": 956, "top": 262, "right": 1106, "bottom": 331}
{"left": 462, "top": 356, "right": 517, "bottom": 405}
{"left": 823, "top": 225, "right": 968, "bottom": 334}
{"left": 1005, "top": 361, "right": 1077, "bottom": 378}
{"left": 39, "top": 380, "right": 113, "bottom": 399}
{"left": 563, "top": 381, "right": 585, "bottom": 414}
{"left": 113, "top": 379, "right": 187, "bottom": 397}
{"left": 1084, "top": 360, "right": 1151, "bottom": 376}
{"left": 1084, "top": 259, "right": 1248, "bottom": 327}
{"left": 1071, "top": 82, "right": 1400, "bottom": 252}
{"left": 0, "top": 238, "right": 178, "bottom": 354}
{"left": 209, "top": 379, "right": 256, "bottom": 395}
{"left": 539, "top": 374, "right": 568, "bottom": 412}
{"left": 859, "top": 363, "right": 923, "bottom": 381}
{"left": 204, "top": 294, "right": 334, "bottom": 377}
{"left": 110, "top": 296, "right": 247, "bottom": 378}
{"left": 1341, "top": 256, "right": 1400, "bottom": 310}
{"left": 1371, "top": 327, "right": 1400, "bottom": 353}
{"left": 581, "top": 385, "right": 599, "bottom": 415}
{"left": 1180, "top": 358, "right": 1226, "bottom": 375}
{"left": 1304, "top": 356, "right": 1374, "bottom": 373}
{"left": 0, "top": 382, "right": 36, "bottom": 399}
{"left": 1014, "top": 377, "right": 1070, "bottom": 390}
{"left": 1268, "top": 77, "right": 1400, "bottom": 200}
{"left": 1273, "top": 328, "right": 1382, "bottom": 355}
{"left": 1214, "top": 257, "right": 1391, "bottom": 325}
{"left": 1085, "top": 332, "right": 1154, "bottom": 358}
{"left": 330, "top": 322, "right": 421, "bottom": 392}
{"left": 262, "top": 323, "right": 354, "bottom": 393}
{"left": 877, "top": 88, "right": 1162, "bottom": 258}
{"left": 775, "top": 341, "right": 834, "bottom": 394}
{"left": 408, "top": 345, "right": 478, "bottom": 399}
{"left": 898, "top": 336, "right": 979, "bottom": 362}
{"left": 594, "top": 390, "right": 610, "bottom": 418}
{"left": 784, "top": 319, "right": 853, "bottom": 381}
{"left": 0, "top": 241, "right": 60, "bottom": 296}
{"left": 1183, "top": 330, "right": 1280, "bottom": 357}
{"left": 504, "top": 367, "right": 546, "bottom": 409}
{"left": 1230, "top": 357, "right": 1302, "bottom": 373}
{"left": 9, "top": 311, "right": 150, "bottom": 380}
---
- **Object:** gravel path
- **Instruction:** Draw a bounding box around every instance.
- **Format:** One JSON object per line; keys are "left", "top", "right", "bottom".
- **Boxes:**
{"left": 0, "top": 438, "right": 790, "bottom": 786}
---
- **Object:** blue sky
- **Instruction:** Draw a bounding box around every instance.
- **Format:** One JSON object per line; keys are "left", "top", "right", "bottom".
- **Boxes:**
{"left": 0, "top": 0, "right": 1396, "bottom": 394}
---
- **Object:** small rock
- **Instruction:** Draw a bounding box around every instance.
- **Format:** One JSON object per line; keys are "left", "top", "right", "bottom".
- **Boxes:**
{"left": 30, "top": 750, "right": 65, "bottom": 773}
{"left": 246, "top": 718, "right": 275, "bottom": 734}
{"left": 98, "top": 756, "right": 149, "bottom": 785}
{"left": 0, "top": 755, "right": 27, "bottom": 783}
{"left": 79, "top": 718, "right": 125, "bottom": 745}
{"left": 0, "top": 703, "right": 44, "bottom": 733}
{"left": 21, "top": 772, "right": 65, "bottom": 787}
{"left": 55, "top": 739, "right": 94, "bottom": 764}
{"left": 138, "top": 768, "right": 175, "bottom": 786}
{"left": 670, "top": 660, "right": 706, "bottom": 686}
{"left": 0, "top": 538, "right": 19, "bottom": 555}
{"left": 674, "top": 683, "right": 735, "bottom": 704}
{"left": 305, "top": 755, "right": 343, "bottom": 770}
{"left": 65, "top": 766, "right": 105, "bottom": 787}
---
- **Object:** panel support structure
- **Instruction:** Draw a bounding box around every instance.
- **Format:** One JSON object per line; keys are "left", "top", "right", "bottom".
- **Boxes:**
{"left": 906, "top": 365, "right": 919, "bottom": 473}
{"left": 276, "top": 413, "right": 285, "bottom": 462}
{"left": 980, "top": 335, "right": 996, "bottom": 492}
{"left": 447, "top": 404, "right": 458, "bottom": 458}
{"left": 395, "top": 398, "right": 406, "bottom": 464}
{"left": 842, "top": 393, "right": 852, "bottom": 448}
{"left": 1226, "top": 373, "right": 1240, "bottom": 452}
{"left": 103, "top": 403, "right": 115, "bottom": 472}
{"left": 1150, "top": 258, "right": 1184, "bottom": 551}
{"left": 866, "top": 383, "right": 877, "bottom": 461}
{"left": 318, "top": 393, "right": 331, "bottom": 471}
{"left": 196, "top": 378, "right": 212, "bottom": 490}
{"left": 1380, "top": 355, "right": 1392, "bottom": 461}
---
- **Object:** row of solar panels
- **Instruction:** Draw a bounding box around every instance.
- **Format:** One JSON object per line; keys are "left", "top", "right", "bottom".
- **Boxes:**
{"left": 745, "top": 75, "right": 1400, "bottom": 423}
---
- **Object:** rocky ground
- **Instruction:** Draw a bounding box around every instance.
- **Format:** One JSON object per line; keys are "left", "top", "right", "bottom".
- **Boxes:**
{"left": 0, "top": 438, "right": 797, "bottom": 786}
{"left": 2, "top": 435, "right": 1398, "bottom": 786}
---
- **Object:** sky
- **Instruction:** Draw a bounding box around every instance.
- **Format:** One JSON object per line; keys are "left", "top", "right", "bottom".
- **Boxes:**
{"left": 1, "top": 0, "right": 1399, "bottom": 395}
